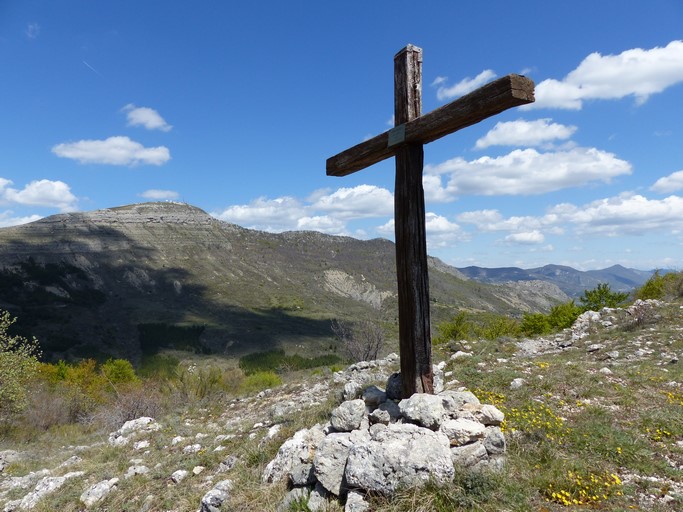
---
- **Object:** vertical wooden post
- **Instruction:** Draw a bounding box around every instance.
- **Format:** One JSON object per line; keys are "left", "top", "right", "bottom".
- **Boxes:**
{"left": 394, "top": 45, "right": 434, "bottom": 397}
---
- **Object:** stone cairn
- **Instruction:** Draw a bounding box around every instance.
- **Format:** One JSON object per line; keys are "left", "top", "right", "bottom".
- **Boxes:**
{"left": 263, "top": 358, "right": 506, "bottom": 512}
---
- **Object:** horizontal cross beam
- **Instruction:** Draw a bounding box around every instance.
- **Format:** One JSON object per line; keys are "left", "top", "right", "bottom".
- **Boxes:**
{"left": 326, "top": 74, "right": 535, "bottom": 177}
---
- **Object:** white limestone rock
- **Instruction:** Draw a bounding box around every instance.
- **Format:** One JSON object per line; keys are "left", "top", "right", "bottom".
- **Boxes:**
{"left": 344, "top": 423, "right": 454, "bottom": 495}
{"left": 330, "top": 399, "right": 366, "bottom": 432}
{"left": 262, "top": 424, "right": 325, "bottom": 484}
{"left": 398, "top": 393, "right": 445, "bottom": 430}
{"left": 440, "top": 418, "right": 486, "bottom": 446}
{"left": 80, "top": 478, "right": 119, "bottom": 507}
{"left": 200, "top": 479, "right": 232, "bottom": 512}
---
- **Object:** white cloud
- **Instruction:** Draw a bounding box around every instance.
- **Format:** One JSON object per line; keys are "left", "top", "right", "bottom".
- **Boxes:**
{"left": 504, "top": 230, "right": 545, "bottom": 245}
{"left": 212, "top": 185, "right": 395, "bottom": 235}
{"left": 0, "top": 178, "right": 77, "bottom": 212}
{"left": 122, "top": 104, "right": 173, "bottom": 132}
{"left": 457, "top": 209, "right": 561, "bottom": 234}
{"left": 0, "top": 211, "right": 42, "bottom": 228}
{"left": 474, "top": 118, "right": 577, "bottom": 149}
{"left": 212, "top": 196, "right": 307, "bottom": 232}
{"left": 425, "top": 212, "right": 468, "bottom": 247}
{"left": 551, "top": 193, "right": 683, "bottom": 236}
{"left": 431, "top": 76, "right": 448, "bottom": 87}
{"left": 434, "top": 69, "right": 497, "bottom": 101}
{"left": 424, "top": 147, "right": 631, "bottom": 199}
{"left": 528, "top": 40, "right": 683, "bottom": 110}
{"left": 52, "top": 136, "right": 171, "bottom": 166}
{"left": 651, "top": 170, "right": 683, "bottom": 194}
{"left": 377, "top": 212, "right": 468, "bottom": 247}
{"left": 25, "top": 23, "right": 40, "bottom": 39}
{"left": 459, "top": 193, "right": 683, "bottom": 240}
{"left": 311, "top": 185, "right": 393, "bottom": 219}
{"left": 140, "top": 189, "right": 179, "bottom": 200}
{"left": 296, "top": 215, "right": 347, "bottom": 234}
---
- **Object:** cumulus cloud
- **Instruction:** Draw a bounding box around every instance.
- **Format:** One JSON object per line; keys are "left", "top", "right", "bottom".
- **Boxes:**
{"left": 122, "top": 104, "right": 173, "bottom": 132}
{"left": 458, "top": 193, "right": 683, "bottom": 240}
{"left": 504, "top": 230, "right": 545, "bottom": 245}
{"left": 310, "top": 185, "right": 393, "bottom": 219}
{"left": 0, "top": 178, "right": 77, "bottom": 212}
{"left": 551, "top": 193, "right": 683, "bottom": 236}
{"left": 212, "top": 185, "right": 395, "bottom": 235}
{"left": 651, "top": 170, "right": 683, "bottom": 194}
{"left": 433, "top": 69, "right": 497, "bottom": 101}
{"left": 456, "top": 209, "right": 562, "bottom": 235}
{"left": 0, "top": 211, "right": 42, "bottom": 228}
{"left": 377, "top": 212, "right": 468, "bottom": 248}
{"left": 296, "top": 215, "right": 347, "bottom": 234}
{"left": 212, "top": 196, "right": 308, "bottom": 232}
{"left": 140, "top": 189, "right": 179, "bottom": 200}
{"left": 424, "top": 147, "right": 631, "bottom": 200}
{"left": 52, "top": 136, "right": 170, "bottom": 166}
{"left": 474, "top": 118, "right": 577, "bottom": 149}
{"left": 528, "top": 40, "right": 683, "bottom": 110}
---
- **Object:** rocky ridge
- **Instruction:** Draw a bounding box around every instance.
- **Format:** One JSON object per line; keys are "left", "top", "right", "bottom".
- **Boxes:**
{"left": 0, "top": 202, "right": 567, "bottom": 361}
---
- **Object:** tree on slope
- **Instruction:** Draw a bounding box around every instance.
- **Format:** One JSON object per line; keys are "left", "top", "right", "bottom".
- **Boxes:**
{"left": 0, "top": 310, "right": 41, "bottom": 421}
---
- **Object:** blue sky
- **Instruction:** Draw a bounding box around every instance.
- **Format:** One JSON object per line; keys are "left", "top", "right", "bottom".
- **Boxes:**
{"left": 2, "top": 1, "right": 683, "bottom": 271}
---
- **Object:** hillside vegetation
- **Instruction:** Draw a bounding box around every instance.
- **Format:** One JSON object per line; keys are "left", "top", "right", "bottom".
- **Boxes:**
{"left": 0, "top": 274, "right": 681, "bottom": 510}
{"left": 0, "top": 202, "right": 568, "bottom": 363}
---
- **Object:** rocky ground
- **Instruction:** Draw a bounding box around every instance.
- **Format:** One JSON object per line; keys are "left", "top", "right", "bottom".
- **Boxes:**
{"left": 0, "top": 299, "right": 681, "bottom": 511}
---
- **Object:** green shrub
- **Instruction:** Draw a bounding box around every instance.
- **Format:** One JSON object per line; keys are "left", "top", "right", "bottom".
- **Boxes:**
{"left": 239, "top": 349, "right": 342, "bottom": 375}
{"left": 635, "top": 270, "right": 683, "bottom": 300}
{"left": 101, "top": 358, "right": 138, "bottom": 384}
{"left": 175, "top": 365, "right": 226, "bottom": 400}
{"left": 520, "top": 312, "right": 551, "bottom": 336}
{"left": 478, "top": 315, "right": 520, "bottom": 339}
{"left": 239, "top": 371, "right": 282, "bottom": 394}
{"left": 635, "top": 270, "right": 666, "bottom": 300}
{"left": 0, "top": 310, "right": 41, "bottom": 420}
{"left": 436, "top": 311, "right": 520, "bottom": 343}
{"left": 579, "top": 283, "right": 629, "bottom": 311}
{"left": 547, "top": 300, "right": 582, "bottom": 330}
{"left": 435, "top": 311, "right": 472, "bottom": 343}
{"left": 138, "top": 354, "right": 180, "bottom": 380}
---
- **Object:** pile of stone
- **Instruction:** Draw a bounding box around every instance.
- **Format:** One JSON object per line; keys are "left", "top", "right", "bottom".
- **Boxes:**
{"left": 263, "top": 377, "right": 506, "bottom": 512}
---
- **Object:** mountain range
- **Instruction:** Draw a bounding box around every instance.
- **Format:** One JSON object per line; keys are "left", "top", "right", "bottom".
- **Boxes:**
{"left": 457, "top": 263, "right": 653, "bottom": 299}
{"left": 0, "top": 202, "right": 650, "bottom": 362}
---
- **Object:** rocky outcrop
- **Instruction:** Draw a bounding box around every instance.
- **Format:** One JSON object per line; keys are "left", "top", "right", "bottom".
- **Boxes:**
{"left": 264, "top": 376, "right": 506, "bottom": 510}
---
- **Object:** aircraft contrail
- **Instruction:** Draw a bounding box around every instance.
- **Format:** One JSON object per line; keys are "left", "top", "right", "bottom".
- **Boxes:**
{"left": 82, "top": 60, "right": 103, "bottom": 77}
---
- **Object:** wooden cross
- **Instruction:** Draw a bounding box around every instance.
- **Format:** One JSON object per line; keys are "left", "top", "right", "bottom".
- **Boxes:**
{"left": 327, "top": 45, "right": 534, "bottom": 398}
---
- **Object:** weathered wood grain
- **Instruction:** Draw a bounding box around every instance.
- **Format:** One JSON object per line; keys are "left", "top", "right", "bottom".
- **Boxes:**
{"left": 326, "top": 74, "right": 535, "bottom": 177}
{"left": 393, "top": 45, "right": 434, "bottom": 397}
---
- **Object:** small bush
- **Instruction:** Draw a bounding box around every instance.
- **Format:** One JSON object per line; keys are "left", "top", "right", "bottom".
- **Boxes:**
{"left": 478, "top": 315, "right": 520, "bottom": 339}
{"left": 435, "top": 311, "right": 471, "bottom": 343}
{"left": 21, "top": 381, "right": 74, "bottom": 430}
{"left": 174, "top": 364, "right": 226, "bottom": 400}
{"left": 520, "top": 312, "right": 551, "bottom": 336}
{"left": 436, "top": 312, "right": 520, "bottom": 343}
{"left": 138, "top": 354, "right": 180, "bottom": 380}
{"left": 239, "top": 371, "right": 282, "bottom": 395}
{"left": 331, "top": 318, "right": 385, "bottom": 363}
{"left": 635, "top": 270, "right": 683, "bottom": 300}
{"left": 579, "top": 283, "right": 629, "bottom": 311}
{"left": 87, "top": 384, "right": 164, "bottom": 431}
{"left": 635, "top": 270, "right": 666, "bottom": 300}
{"left": 101, "top": 358, "right": 138, "bottom": 385}
{"left": 547, "top": 300, "right": 582, "bottom": 330}
{"left": 0, "top": 310, "right": 41, "bottom": 421}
